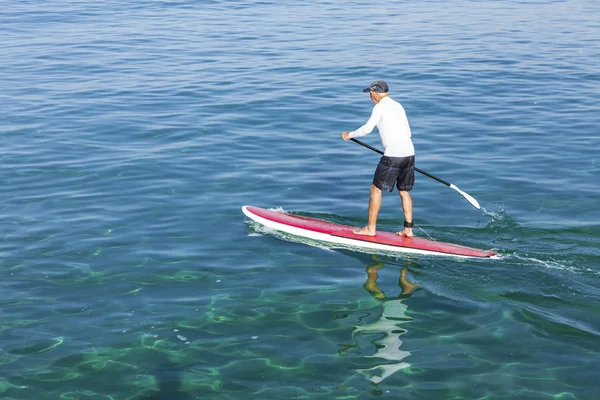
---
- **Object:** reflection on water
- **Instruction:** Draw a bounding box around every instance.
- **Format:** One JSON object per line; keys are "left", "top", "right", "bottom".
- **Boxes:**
{"left": 354, "top": 257, "right": 419, "bottom": 384}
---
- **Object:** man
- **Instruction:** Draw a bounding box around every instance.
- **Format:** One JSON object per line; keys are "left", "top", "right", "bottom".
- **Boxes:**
{"left": 342, "top": 80, "right": 415, "bottom": 237}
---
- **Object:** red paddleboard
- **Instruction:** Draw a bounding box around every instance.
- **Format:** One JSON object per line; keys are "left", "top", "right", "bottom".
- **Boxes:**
{"left": 242, "top": 206, "right": 498, "bottom": 259}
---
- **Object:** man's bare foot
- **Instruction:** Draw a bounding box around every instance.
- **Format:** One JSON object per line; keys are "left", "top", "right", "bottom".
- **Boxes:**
{"left": 396, "top": 228, "right": 414, "bottom": 237}
{"left": 353, "top": 226, "right": 376, "bottom": 236}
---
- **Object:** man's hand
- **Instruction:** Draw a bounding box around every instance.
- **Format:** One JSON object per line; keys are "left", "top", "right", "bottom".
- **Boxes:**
{"left": 342, "top": 132, "right": 351, "bottom": 141}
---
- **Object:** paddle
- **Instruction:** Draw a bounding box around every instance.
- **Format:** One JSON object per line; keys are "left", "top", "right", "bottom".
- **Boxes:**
{"left": 350, "top": 138, "right": 481, "bottom": 210}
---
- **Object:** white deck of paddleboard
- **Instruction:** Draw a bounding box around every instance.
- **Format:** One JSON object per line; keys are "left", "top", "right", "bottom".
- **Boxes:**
{"left": 243, "top": 206, "right": 496, "bottom": 259}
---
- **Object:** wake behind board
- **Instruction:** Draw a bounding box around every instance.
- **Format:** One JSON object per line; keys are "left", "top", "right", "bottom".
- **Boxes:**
{"left": 243, "top": 206, "right": 498, "bottom": 259}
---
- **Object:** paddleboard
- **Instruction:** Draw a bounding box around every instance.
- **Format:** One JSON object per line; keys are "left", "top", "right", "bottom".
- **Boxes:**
{"left": 242, "top": 206, "right": 498, "bottom": 259}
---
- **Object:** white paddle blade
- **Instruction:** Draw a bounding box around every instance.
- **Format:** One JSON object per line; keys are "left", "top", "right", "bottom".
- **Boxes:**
{"left": 449, "top": 184, "right": 481, "bottom": 210}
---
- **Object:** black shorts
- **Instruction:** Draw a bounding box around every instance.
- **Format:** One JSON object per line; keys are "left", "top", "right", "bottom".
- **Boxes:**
{"left": 373, "top": 155, "right": 415, "bottom": 192}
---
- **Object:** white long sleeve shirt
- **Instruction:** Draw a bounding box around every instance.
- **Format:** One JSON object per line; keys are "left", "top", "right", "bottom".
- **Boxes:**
{"left": 348, "top": 96, "right": 415, "bottom": 157}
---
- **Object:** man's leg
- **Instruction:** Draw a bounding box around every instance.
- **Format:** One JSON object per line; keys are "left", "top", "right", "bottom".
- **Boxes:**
{"left": 397, "top": 190, "right": 413, "bottom": 237}
{"left": 354, "top": 184, "right": 382, "bottom": 236}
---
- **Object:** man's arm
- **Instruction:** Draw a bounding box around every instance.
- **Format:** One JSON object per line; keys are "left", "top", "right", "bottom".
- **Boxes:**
{"left": 347, "top": 105, "right": 382, "bottom": 139}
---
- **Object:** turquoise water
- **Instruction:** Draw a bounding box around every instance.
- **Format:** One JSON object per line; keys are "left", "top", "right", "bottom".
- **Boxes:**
{"left": 1, "top": 0, "right": 599, "bottom": 398}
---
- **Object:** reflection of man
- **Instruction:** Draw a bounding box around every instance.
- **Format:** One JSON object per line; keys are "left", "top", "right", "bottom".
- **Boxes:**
{"left": 354, "top": 257, "right": 419, "bottom": 384}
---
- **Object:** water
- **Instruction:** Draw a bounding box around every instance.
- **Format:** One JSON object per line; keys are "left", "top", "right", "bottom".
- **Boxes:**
{"left": 1, "top": 0, "right": 599, "bottom": 398}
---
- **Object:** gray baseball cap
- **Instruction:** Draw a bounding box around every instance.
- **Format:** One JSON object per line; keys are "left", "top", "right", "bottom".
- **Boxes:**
{"left": 363, "top": 80, "right": 389, "bottom": 93}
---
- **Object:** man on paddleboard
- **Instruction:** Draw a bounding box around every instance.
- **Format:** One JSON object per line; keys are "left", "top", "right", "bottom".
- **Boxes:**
{"left": 342, "top": 80, "right": 415, "bottom": 237}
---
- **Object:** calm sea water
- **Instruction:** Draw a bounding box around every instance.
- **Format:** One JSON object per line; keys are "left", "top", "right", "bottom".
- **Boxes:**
{"left": 1, "top": 0, "right": 599, "bottom": 399}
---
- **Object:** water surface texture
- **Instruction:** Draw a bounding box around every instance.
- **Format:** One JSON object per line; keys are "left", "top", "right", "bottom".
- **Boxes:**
{"left": 1, "top": 0, "right": 599, "bottom": 399}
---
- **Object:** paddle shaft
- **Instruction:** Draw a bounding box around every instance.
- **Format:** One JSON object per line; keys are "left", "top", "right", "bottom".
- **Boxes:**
{"left": 350, "top": 138, "right": 451, "bottom": 186}
{"left": 349, "top": 138, "right": 481, "bottom": 209}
